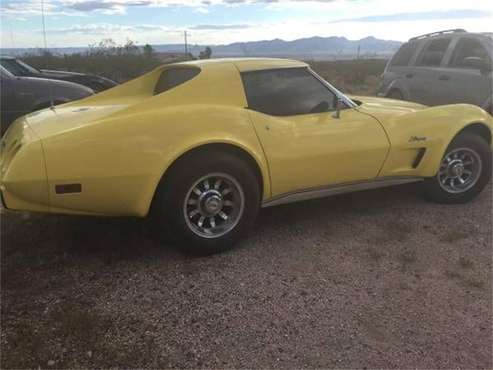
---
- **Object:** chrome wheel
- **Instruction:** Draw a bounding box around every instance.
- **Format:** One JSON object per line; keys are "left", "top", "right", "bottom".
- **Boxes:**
{"left": 183, "top": 173, "right": 245, "bottom": 239}
{"left": 437, "top": 148, "right": 482, "bottom": 194}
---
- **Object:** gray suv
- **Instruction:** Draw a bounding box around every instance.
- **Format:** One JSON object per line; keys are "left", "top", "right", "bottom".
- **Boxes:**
{"left": 378, "top": 29, "right": 493, "bottom": 114}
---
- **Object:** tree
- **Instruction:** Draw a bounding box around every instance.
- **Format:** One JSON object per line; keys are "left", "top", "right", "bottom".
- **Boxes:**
{"left": 143, "top": 44, "right": 154, "bottom": 58}
{"left": 199, "top": 46, "right": 212, "bottom": 59}
{"left": 122, "top": 39, "right": 139, "bottom": 55}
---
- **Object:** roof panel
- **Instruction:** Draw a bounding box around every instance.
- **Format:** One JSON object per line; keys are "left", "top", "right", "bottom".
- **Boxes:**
{"left": 233, "top": 58, "right": 307, "bottom": 72}
{"left": 169, "top": 57, "right": 306, "bottom": 72}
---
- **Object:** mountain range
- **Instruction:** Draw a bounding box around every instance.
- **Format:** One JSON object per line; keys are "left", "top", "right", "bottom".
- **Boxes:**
{"left": 2, "top": 36, "right": 402, "bottom": 59}
{"left": 157, "top": 36, "right": 402, "bottom": 59}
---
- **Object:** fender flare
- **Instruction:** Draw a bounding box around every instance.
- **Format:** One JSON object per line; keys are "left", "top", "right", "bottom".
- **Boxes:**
{"left": 386, "top": 79, "right": 411, "bottom": 100}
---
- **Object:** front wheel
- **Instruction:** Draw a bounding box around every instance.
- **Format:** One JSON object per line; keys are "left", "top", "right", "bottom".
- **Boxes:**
{"left": 152, "top": 150, "right": 260, "bottom": 255}
{"left": 423, "top": 133, "right": 491, "bottom": 204}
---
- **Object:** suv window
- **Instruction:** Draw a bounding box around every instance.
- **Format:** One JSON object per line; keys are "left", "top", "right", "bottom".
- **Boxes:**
{"left": 154, "top": 67, "right": 200, "bottom": 95}
{"left": 390, "top": 42, "right": 418, "bottom": 66}
{"left": 416, "top": 38, "right": 452, "bottom": 67}
{"left": 449, "top": 38, "right": 490, "bottom": 68}
{"left": 241, "top": 68, "right": 336, "bottom": 116}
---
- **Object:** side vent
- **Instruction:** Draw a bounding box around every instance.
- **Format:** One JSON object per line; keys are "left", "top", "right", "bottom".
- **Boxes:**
{"left": 412, "top": 148, "right": 426, "bottom": 168}
{"left": 55, "top": 184, "right": 82, "bottom": 194}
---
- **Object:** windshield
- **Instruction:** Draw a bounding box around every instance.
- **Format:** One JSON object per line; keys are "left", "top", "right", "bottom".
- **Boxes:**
{"left": 0, "top": 58, "right": 39, "bottom": 76}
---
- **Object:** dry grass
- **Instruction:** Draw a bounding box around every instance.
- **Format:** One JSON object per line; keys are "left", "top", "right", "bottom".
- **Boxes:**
{"left": 309, "top": 59, "right": 386, "bottom": 95}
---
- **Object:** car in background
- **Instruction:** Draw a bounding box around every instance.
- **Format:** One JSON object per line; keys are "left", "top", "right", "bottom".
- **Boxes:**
{"left": 378, "top": 29, "right": 492, "bottom": 114}
{"left": 0, "top": 65, "right": 93, "bottom": 135}
{"left": 0, "top": 56, "right": 117, "bottom": 93}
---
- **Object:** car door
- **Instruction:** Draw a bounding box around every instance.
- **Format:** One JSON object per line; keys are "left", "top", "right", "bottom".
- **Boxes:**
{"left": 407, "top": 37, "right": 453, "bottom": 106}
{"left": 439, "top": 36, "right": 493, "bottom": 107}
{"left": 242, "top": 67, "right": 390, "bottom": 197}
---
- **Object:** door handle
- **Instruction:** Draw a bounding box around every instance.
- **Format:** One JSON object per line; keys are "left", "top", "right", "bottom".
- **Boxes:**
{"left": 438, "top": 75, "right": 450, "bottom": 81}
{"left": 405, "top": 73, "right": 414, "bottom": 78}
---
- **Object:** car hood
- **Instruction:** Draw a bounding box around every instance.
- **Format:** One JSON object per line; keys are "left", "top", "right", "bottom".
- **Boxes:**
{"left": 40, "top": 69, "right": 85, "bottom": 78}
{"left": 349, "top": 95, "right": 427, "bottom": 116}
{"left": 38, "top": 70, "right": 117, "bottom": 90}
{"left": 20, "top": 76, "right": 93, "bottom": 93}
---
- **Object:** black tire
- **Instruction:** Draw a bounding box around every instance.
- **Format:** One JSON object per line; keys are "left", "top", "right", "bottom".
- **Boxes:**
{"left": 387, "top": 89, "right": 404, "bottom": 100}
{"left": 423, "top": 133, "right": 492, "bottom": 204}
{"left": 152, "top": 150, "right": 260, "bottom": 255}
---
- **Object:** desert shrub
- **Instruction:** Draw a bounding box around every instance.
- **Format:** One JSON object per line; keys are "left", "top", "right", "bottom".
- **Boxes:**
{"left": 21, "top": 39, "right": 163, "bottom": 83}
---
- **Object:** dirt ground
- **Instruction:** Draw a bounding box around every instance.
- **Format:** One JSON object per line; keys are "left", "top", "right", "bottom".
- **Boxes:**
{"left": 1, "top": 181, "right": 491, "bottom": 369}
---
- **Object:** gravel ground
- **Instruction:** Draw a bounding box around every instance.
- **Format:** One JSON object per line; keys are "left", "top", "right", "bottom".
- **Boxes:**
{"left": 1, "top": 182, "right": 492, "bottom": 369}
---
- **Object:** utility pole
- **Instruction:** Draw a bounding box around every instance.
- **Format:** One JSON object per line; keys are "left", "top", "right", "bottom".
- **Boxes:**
{"left": 41, "top": 0, "right": 48, "bottom": 50}
{"left": 184, "top": 30, "right": 188, "bottom": 54}
{"left": 9, "top": 21, "right": 15, "bottom": 49}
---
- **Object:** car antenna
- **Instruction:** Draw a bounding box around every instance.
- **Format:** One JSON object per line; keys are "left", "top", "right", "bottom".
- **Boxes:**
{"left": 49, "top": 84, "right": 55, "bottom": 111}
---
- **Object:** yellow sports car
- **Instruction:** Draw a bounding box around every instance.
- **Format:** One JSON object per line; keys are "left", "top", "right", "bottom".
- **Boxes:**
{"left": 1, "top": 58, "right": 492, "bottom": 254}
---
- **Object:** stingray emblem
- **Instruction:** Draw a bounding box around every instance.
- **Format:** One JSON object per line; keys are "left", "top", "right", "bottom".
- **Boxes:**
{"left": 409, "top": 136, "right": 427, "bottom": 143}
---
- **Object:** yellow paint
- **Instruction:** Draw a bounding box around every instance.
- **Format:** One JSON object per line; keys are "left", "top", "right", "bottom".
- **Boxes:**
{"left": 1, "top": 59, "right": 492, "bottom": 216}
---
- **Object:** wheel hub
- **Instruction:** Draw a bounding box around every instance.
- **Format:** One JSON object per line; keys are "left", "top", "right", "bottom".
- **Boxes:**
{"left": 448, "top": 160, "right": 465, "bottom": 177}
{"left": 201, "top": 192, "right": 223, "bottom": 215}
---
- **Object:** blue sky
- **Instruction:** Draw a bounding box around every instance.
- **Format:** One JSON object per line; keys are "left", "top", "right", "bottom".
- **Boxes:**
{"left": 1, "top": 0, "right": 492, "bottom": 48}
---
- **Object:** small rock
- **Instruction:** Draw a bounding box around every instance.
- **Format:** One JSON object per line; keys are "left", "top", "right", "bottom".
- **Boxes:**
{"left": 47, "top": 360, "right": 55, "bottom": 366}
{"left": 87, "top": 350, "right": 93, "bottom": 358}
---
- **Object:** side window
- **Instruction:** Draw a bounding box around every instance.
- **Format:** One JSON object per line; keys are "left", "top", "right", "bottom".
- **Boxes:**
{"left": 449, "top": 38, "right": 490, "bottom": 68}
{"left": 390, "top": 42, "right": 418, "bottom": 67}
{"left": 154, "top": 67, "right": 200, "bottom": 95}
{"left": 416, "top": 38, "right": 452, "bottom": 67}
{"left": 241, "top": 68, "right": 336, "bottom": 116}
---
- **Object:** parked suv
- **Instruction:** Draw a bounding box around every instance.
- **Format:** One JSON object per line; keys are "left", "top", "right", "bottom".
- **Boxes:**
{"left": 378, "top": 29, "right": 492, "bottom": 114}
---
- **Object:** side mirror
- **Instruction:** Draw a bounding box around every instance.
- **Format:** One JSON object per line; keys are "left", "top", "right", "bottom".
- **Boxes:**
{"left": 332, "top": 96, "right": 343, "bottom": 119}
{"left": 462, "top": 57, "right": 492, "bottom": 73}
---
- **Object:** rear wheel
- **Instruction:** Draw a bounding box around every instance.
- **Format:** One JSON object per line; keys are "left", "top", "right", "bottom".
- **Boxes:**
{"left": 423, "top": 133, "right": 491, "bottom": 204}
{"left": 153, "top": 150, "right": 260, "bottom": 255}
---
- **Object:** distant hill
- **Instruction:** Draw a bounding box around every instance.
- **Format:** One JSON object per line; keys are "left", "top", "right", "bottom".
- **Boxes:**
{"left": 1, "top": 36, "right": 402, "bottom": 60}
{"left": 155, "top": 36, "right": 402, "bottom": 59}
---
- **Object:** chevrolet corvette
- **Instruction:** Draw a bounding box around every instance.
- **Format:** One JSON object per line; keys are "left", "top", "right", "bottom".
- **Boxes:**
{"left": 1, "top": 58, "right": 492, "bottom": 254}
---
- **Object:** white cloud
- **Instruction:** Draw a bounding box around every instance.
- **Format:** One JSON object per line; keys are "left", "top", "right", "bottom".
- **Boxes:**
{"left": 1, "top": 0, "right": 491, "bottom": 48}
